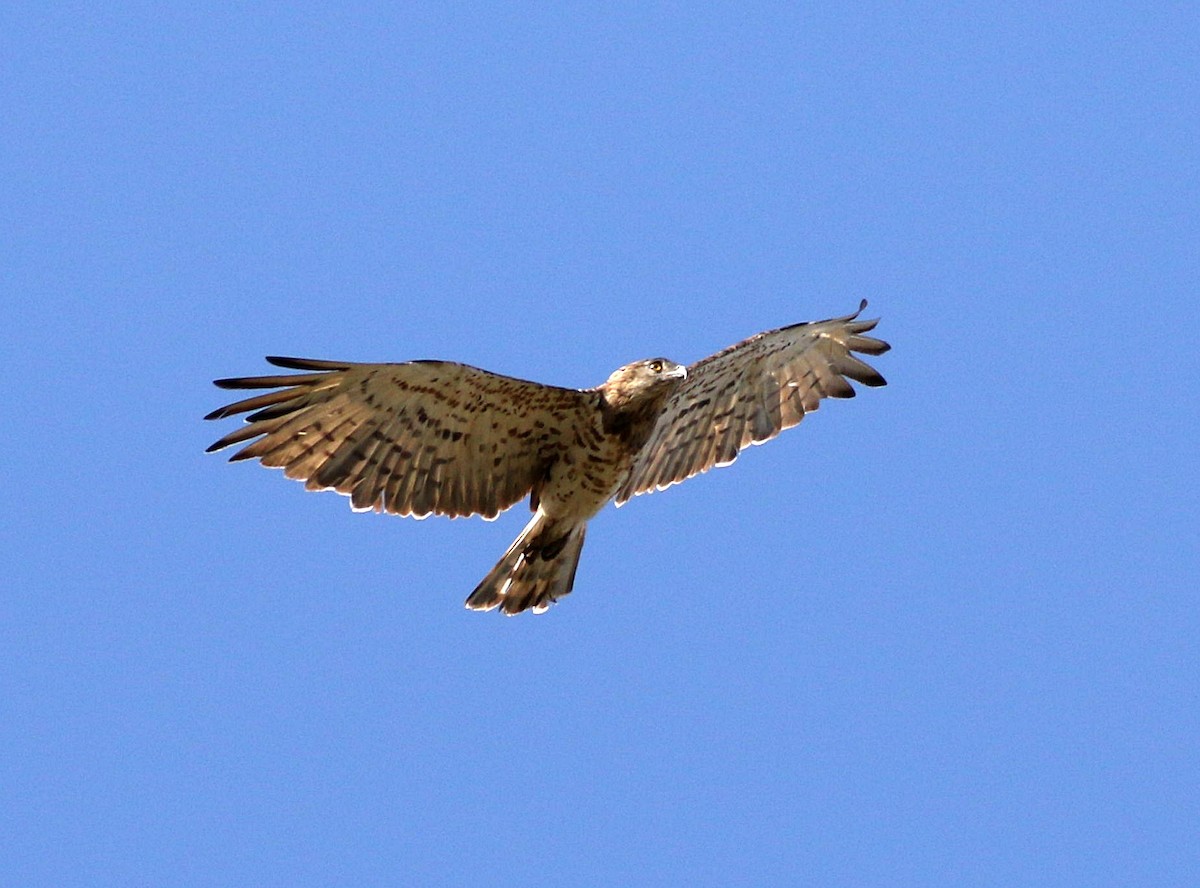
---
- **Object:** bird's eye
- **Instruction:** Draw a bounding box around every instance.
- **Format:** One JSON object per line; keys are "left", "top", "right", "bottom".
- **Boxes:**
{"left": 649, "top": 360, "right": 663, "bottom": 373}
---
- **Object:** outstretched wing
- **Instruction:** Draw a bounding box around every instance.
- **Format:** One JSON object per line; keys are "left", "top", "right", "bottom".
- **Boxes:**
{"left": 615, "top": 301, "right": 889, "bottom": 503}
{"left": 206, "top": 357, "right": 592, "bottom": 520}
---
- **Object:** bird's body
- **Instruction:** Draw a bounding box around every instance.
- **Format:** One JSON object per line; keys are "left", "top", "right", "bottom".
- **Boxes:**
{"left": 206, "top": 301, "right": 889, "bottom": 614}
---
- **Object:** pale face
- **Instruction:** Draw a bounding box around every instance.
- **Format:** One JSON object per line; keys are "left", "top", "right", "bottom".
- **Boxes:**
{"left": 604, "top": 358, "right": 688, "bottom": 394}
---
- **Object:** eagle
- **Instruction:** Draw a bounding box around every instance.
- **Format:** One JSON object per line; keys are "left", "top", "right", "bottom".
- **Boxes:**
{"left": 206, "top": 301, "right": 889, "bottom": 614}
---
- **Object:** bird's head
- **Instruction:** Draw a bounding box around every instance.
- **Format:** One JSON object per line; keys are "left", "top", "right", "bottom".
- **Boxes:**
{"left": 600, "top": 358, "right": 687, "bottom": 411}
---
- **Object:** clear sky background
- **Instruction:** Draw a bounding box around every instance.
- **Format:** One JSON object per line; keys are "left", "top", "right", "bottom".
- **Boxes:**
{"left": 4, "top": 3, "right": 1197, "bottom": 886}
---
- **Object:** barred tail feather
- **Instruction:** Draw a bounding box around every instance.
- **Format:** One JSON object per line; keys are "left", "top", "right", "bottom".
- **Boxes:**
{"left": 465, "top": 512, "right": 587, "bottom": 615}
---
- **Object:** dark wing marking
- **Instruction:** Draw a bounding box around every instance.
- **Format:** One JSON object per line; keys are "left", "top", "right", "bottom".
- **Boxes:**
{"left": 614, "top": 301, "right": 888, "bottom": 503}
{"left": 206, "top": 357, "right": 592, "bottom": 520}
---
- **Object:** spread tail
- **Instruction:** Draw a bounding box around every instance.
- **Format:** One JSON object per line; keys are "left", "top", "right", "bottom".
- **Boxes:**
{"left": 465, "top": 512, "right": 587, "bottom": 615}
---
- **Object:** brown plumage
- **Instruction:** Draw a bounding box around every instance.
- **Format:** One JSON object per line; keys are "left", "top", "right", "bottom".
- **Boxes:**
{"left": 206, "top": 301, "right": 889, "bottom": 614}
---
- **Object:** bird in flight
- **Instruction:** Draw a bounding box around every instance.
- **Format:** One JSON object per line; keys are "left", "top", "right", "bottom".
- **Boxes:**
{"left": 206, "top": 301, "right": 889, "bottom": 614}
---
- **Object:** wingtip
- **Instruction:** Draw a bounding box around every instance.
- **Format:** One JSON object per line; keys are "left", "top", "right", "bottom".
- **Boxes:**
{"left": 265, "top": 355, "right": 353, "bottom": 371}
{"left": 202, "top": 438, "right": 232, "bottom": 455}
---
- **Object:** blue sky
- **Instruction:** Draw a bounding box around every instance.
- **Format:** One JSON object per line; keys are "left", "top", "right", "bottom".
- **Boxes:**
{"left": 4, "top": 3, "right": 1197, "bottom": 885}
